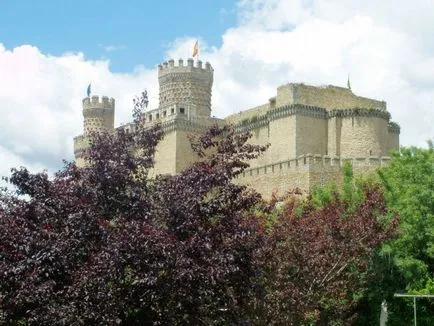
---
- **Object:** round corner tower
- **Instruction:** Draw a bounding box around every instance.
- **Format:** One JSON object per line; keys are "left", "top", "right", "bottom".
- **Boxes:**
{"left": 82, "top": 95, "right": 115, "bottom": 136}
{"left": 157, "top": 58, "right": 213, "bottom": 117}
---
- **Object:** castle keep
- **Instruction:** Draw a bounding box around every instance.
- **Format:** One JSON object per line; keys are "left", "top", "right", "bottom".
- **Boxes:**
{"left": 73, "top": 59, "right": 400, "bottom": 198}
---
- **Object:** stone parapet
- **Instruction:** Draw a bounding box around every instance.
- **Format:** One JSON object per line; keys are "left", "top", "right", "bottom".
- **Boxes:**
{"left": 83, "top": 96, "right": 115, "bottom": 110}
{"left": 388, "top": 121, "right": 401, "bottom": 134}
{"left": 159, "top": 116, "right": 223, "bottom": 133}
{"left": 73, "top": 60, "right": 401, "bottom": 196}
{"left": 235, "top": 154, "right": 391, "bottom": 199}
{"left": 276, "top": 83, "right": 387, "bottom": 110}
{"left": 239, "top": 154, "right": 391, "bottom": 176}
{"left": 268, "top": 104, "right": 328, "bottom": 120}
{"left": 232, "top": 104, "right": 390, "bottom": 133}
{"left": 158, "top": 58, "right": 213, "bottom": 75}
{"left": 158, "top": 58, "right": 213, "bottom": 117}
{"left": 82, "top": 95, "right": 115, "bottom": 136}
{"left": 328, "top": 107, "right": 391, "bottom": 119}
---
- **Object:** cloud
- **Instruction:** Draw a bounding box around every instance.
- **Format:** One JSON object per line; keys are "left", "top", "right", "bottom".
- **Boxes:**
{"left": 0, "top": 0, "right": 433, "bottom": 182}
{"left": 99, "top": 44, "right": 127, "bottom": 53}
{"left": 0, "top": 44, "right": 158, "bottom": 180}
{"left": 168, "top": 0, "right": 434, "bottom": 147}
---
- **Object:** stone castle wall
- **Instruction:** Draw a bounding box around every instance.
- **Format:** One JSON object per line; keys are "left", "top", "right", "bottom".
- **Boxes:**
{"left": 228, "top": 104, "right": 398, "bottom": 170}
{"left": 225, "top": 83, "right": 387, "bottom": 126}
{"left": 276, "top": 84, "right": 387, "bottom": 110}
{"left": 295, "top": 114, "right": 328, "bottom": 156}
{"left": 158, "top": 59, "right": 213, "bottom": 117}
{"left": 73, "top": 58, "right": 401, "bottom": 199}
{"left": 234, "top": 155, "right": 391, "bottom": 199}
{"left": 225, "top": 101, "right": 399, "bottom": 198}
{"left": 147, "top": 115, "right": 223, "bottom": 176}
{"left": 82, "top": 96, "right": 115, "bottom": 135}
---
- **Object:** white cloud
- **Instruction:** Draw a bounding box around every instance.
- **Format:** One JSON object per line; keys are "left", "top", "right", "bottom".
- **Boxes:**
{"left": 168, "top": 0, "right": 433, "bottom": 147}
{"left": 0, "top": 44, "right": 158, "bottom": 180}
{"left": 0, "top": 0, "right": 433, "bottom": 181}
{"left": 99, "top": 44, "right": 127, "bottom": 53}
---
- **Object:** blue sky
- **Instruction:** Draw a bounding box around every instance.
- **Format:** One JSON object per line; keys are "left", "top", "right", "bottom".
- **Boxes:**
{"left": 0, "top": 0, "right": 237, "bottom": 71}
{"left": 0, "top": 0, "right": 433, "bottom": 178}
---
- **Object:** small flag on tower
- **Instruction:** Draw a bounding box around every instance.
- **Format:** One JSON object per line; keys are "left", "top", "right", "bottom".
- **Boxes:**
{"left": 192, "top": 40, "right": 199, "bottom": 58}
{"left": 87, "top": 84, "right": 91, "bottom": 97}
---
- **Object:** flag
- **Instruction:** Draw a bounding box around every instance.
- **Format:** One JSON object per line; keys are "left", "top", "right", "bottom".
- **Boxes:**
{"left": 192, "top": 40, "right": 199, "bottom": 58}
{"left": 347, "top": 75, "right": 351, "bottom": 90}
{"left": 87, "top": 84, "right": 91, "bottom": 97}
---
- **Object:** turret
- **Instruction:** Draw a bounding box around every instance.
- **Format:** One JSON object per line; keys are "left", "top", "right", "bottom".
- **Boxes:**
{"left": 82, "top": 95, "right": 115, "bottom": 136}
{"left": 157, "top": 58, "right": 213, "bottom": 117}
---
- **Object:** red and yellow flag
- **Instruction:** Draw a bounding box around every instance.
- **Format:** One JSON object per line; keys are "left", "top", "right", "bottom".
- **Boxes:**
{"left": 192, "top": 40, "right": 199, "bottom": 58}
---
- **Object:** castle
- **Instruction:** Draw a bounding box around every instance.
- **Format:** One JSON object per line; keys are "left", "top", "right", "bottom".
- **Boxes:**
{"left": 73, "top": 58, "right": 400, "bottom": 199}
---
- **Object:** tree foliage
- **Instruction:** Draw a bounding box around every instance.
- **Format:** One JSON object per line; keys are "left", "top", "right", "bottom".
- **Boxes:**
{"left": 0, "top": 92, "right": 398, "bottom": 325}
{"left": 375, "top": 142, "right": 434, "bottom": 325}
{"left": 256, "top": 186, "right": 397, "bottom": 325}
{"left": 0, "top": 103, "right": 269, "bottom": 325}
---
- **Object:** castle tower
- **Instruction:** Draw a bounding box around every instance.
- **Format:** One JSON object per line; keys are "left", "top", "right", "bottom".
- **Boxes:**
{"left": 82, "top": 95, "right": 115, "bottom": 136}
{"left": 158, "top": 58, "right": 213, "bottom": 117}
{"left": 73, "top": 95, "right": 115, "bottom": 166}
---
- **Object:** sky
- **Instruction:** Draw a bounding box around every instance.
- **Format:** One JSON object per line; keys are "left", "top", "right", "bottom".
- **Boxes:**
{"left": 0, "top": 0, "right": 433, "bottom": 180}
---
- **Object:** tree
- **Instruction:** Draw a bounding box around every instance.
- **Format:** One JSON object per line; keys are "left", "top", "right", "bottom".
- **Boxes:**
{"left": 0, "top": 89, "right": 399, "bottom": 324}
{"left": 374, "top": 143, "right": 434, "bottom": 325}
{"left": 0, "top": 90, "right": 269, "bottom": 324}
{"left": 255, "top": 186, "right": 397, "bottom": 325}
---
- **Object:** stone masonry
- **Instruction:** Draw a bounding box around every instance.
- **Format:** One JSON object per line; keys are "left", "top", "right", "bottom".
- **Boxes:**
{"left": 73, "top": 58, "right": 400, "bottom": 199}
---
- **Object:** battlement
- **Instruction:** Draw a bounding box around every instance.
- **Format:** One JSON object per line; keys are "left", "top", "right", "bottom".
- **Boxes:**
{"left": 240, "top": 154, "right": 392, "bottom": 176}
{"left": 231, "top": 104, "right": 391, "bottom": 133}
{"left": 157, "top": 59, "right": 213, "bottom": 81}
{"left": 276, "top": 83, "right": 387, "bottom": 111}
{"left": 328, "top": 107, "right": 391, "bottom": 119}
{"left": 73, "top": 58, "right": 400, "bottom": 198}
{"left": 158, "top": 58, "right": 212, "bottom": 72}
{"left": 235, "top": 154, "right": 392, "bottom": 198}
{"left": 388, "top": 121, "right": 400, "bottom": 134}
{"left": 83, "top": 96, "right": 115, "bottom": 110}
{"left": 157, "top": 58, "right": 214, "bottom": 117}
{"left": 82, "top": 95, "right": 115, "bottom": 135}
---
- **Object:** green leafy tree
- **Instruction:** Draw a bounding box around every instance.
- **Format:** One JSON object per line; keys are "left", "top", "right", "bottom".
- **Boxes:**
{"left": 375, "top": 142, "right": 434, "bottom": 325}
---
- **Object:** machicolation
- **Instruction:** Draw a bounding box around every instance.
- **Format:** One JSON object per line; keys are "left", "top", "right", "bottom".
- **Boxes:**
{"left": 73, "top": 58, "right": 400, "bottom": 199}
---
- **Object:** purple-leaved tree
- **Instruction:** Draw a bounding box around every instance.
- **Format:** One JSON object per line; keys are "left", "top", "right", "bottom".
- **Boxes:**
{"left": 0, "top": 91, "right": 398, "bottom": 325}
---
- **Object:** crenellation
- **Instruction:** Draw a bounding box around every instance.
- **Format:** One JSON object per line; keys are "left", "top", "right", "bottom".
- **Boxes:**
{"left": 235, "top": 153, "right": 394, "bottom": 198}
{"left": 158, "top": 58, "right": 213, "bottom": 74}
{"left": 83, "top": 96, "right": 115, "bottom": 110}
{"left": 388, "top": 121, "right": 400, "bottom": 134}
{"left": 73, "top": 58, "right": 400, "bottom": 199}
{"left": 328, "top": 107, "right": 390, "bottom": 119}
{"left": 91, "top": 95, "right": 99, "bottom": 105}
{"left": 158, "top": 58, "right": 213, "bottom": 117}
